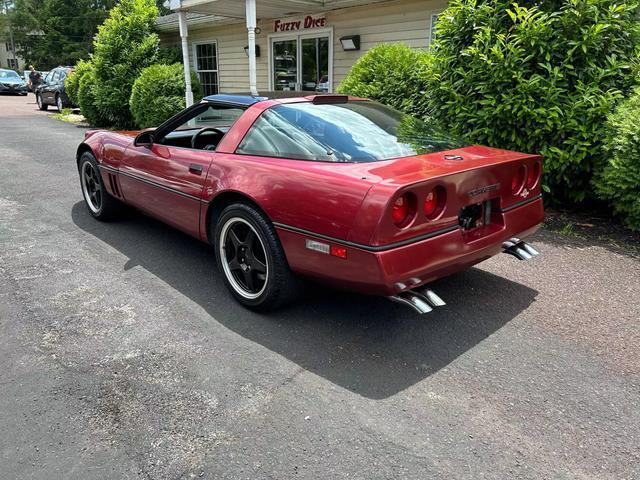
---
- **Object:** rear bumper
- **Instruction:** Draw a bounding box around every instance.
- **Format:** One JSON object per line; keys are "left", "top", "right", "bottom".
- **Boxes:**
{"left": 277, "top": 196, "right": 544, "bottom": 296}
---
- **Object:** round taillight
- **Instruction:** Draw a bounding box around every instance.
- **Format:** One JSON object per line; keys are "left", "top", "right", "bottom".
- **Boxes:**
{"left": 512, "top": 164, "right": 527, "bottom": 194}
{"left": 423, "top": 186, "right": 446, "bottom": 219}
{"left": 392, "top": 193, "right": 415, "bottom": 227}
{"left": 527, "top": 160, "right": 541, "bottom": 189}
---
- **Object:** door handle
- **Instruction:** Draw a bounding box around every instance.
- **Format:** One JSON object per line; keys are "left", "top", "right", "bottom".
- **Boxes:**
{"left": 188, "top": 163, "right": 203, "bottom": 174}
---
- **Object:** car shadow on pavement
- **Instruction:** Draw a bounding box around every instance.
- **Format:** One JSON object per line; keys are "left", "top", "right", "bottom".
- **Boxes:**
{"left": 72, "top": 202, "right": 538, "bottom": 399}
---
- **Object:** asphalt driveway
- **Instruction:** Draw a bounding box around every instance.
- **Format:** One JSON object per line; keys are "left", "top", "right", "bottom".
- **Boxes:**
{"left": 1, "top": 94, "right": 639, "bottom": 479}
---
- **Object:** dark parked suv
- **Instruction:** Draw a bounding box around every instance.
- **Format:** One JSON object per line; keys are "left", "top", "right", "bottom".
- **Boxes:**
{"left": 35, "top": 66, "right": 75, "bottom": 111}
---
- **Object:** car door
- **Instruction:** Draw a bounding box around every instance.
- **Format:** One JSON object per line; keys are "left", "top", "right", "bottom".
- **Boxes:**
{"left": 56, "top": 69, "right": 67, "bottom": 98}
{"left": 39, "top": 71, "right": 52, "bottom": 100}
{"left": 119, "top": 141, "right": 214, "bottom": 238}
{"left": 44, "top": 69, "right": 58, "bottom": 103}
{"left": 118, "top": 103, "right": 241, "bottom": 238}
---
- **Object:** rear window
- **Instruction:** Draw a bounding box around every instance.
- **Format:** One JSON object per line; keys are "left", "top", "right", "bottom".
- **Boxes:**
{"left": 236, "top": 100, "right": 467, "bottom": 162}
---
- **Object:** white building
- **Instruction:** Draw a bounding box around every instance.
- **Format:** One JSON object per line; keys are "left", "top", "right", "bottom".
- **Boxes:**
{"left": 0, "top": 39, "right": 22, "bottom": 71}
{"left": 159, "top": 0, "right": 446, "bottom": 103}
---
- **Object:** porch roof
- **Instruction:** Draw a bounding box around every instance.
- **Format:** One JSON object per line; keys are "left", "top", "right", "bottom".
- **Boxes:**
{"left": 171, "top": 0, "right": 394, "bottom": 18}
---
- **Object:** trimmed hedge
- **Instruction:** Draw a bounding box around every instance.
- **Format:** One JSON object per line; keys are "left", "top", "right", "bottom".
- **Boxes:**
{"left": 337, "top": 43, "right": 431, "bottom": 119}
{"left": 424, "top": 0, "right": 640, "bottom": 203}
{"left": 594, "top": 87, "right": 640, "bottom": 230}
{"left": 130, "top": 63, "right": 202, "bottom": 128}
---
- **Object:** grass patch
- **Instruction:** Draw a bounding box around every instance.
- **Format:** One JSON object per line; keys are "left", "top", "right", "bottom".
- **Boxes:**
{"left": 50, "top": 109, "right": 88, "bottom": 126}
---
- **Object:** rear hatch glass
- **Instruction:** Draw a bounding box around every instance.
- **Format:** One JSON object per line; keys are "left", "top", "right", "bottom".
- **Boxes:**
{"left": 236, "top": 100, "right": 468, "bottom": 162}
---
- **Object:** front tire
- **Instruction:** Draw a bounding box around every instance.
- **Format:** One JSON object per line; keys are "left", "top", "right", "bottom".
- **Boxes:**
{"left": 79, "top": 152, "right": 121, "bottom": 221}
{"left": 36, "top": 93, "right": 47, "bottom": 110}
{"left": 214, "top": 203, "right": 298, "bottom": 311}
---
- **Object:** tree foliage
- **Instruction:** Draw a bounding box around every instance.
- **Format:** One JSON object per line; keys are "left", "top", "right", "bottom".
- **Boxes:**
{"left": 593, "top": 87, "right": 640, "bottom": 230}
{"left": 7, "top": 0, "right": 117, "bottom": 69}
{"left": 130, "top": 63, "right": 202, "bottom": 128}
{"left": 424, "top": 0, "right": 640, "bottom": 203}
{"left": 89, "top": 0, "right": 160, "bottom": 128}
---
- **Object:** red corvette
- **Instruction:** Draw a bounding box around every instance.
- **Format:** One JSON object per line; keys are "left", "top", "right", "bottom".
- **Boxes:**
{"left": 76, "top": 93, "right": 543, "bottom": 313}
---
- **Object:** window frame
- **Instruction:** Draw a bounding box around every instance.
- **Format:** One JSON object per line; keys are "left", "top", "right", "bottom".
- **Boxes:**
{"left": 430, "top": 12, "right": 443, "bottom": 47}
{"left": 267, "top": 27, "right": 334, "bottom": 93}
{"left": 192, "top": 40, "right": 219, "bottom": 96}
{"left": 151, "top": 100, "right": 247, "bottom": 152}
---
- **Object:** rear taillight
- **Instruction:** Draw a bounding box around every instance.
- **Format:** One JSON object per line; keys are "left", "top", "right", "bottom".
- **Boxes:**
{"left": 392, "top": 193, "right": 416, "bottom": 227}
{"left": 527, "top": 160, "right": 541, "bottom": 189}
{"left": 423, "top": 186, "right": 446, "bottom": 220}
{"left": 512, "top": 164, "right": 527, "bottom": 194}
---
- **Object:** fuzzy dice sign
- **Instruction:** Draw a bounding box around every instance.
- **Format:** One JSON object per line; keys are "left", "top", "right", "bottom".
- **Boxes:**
{"left": 274, "top": 15, "right": 327, "bottom": 32}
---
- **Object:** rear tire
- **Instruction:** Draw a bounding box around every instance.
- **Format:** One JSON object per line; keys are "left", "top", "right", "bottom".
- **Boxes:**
{"left": 56, "top": 94, "right": 64, "bottom": 111}
{"left": 78, "top": 152, "right": 122, "bottom": 221}
{"left": 36, "top": 93, "right": 47, "bottom": 110}
{"left": 214, "top": 203, "right": 298, "bottom": 311}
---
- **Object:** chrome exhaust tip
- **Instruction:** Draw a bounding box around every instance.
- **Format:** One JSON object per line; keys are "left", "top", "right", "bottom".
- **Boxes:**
{"left": 503, "top": 239, "right": 540, "bottom": 261}
{"left": 388, "top": 291, "right": 433, "bottom": 314}
{"left": 420, "top": 288, "right": 446, "bottom": 307}
{"left": 388, "top": 289, "right": 446, "bottom": 314}
{"left": 521, "top": 242, "right": 539, "bottom": 257}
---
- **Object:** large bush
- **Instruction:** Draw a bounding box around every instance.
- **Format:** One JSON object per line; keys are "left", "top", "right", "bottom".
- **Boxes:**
{"left": 77, "top": 65, "right": 110, "bottom": 127}
{"left": 425, "top": 0, "right": 640, "bottom": 203}
{"left": 337, "top": 43, "right": 431, "bottom": 118}
{"left": 90, "top": 0, "right": 160, "bottom": 128}
{"left": 64, "top": 59, "right": 92, "bottom": 106}
{"left": 130, "top": 63, "right": 202, "bottom": 128}
{"left": 594, "top": 87, "right": 640, "bottom": 230}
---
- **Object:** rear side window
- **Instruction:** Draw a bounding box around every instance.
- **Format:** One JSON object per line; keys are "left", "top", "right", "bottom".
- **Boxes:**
{"left": 236, "top": 101, "right": 466, "bottom": 162}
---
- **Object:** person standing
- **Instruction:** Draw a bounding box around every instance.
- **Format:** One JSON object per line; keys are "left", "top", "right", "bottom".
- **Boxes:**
{"left": 28, "top": 65, "right": 42, "bottom": 93}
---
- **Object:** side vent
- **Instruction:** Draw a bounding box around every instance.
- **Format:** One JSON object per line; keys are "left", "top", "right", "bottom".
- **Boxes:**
{"left": 107, "top": 173, "right": 121, "bottom": 198}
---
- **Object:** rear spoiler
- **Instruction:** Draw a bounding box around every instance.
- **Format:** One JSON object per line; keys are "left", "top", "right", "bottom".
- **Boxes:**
{"left": 309, "top": 94, "right": 349, "bottom": 105}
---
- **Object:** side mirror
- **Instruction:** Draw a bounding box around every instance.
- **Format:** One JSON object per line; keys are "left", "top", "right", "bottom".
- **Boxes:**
{"left": 134, "top": 130, "right": 155, "bottom": 148}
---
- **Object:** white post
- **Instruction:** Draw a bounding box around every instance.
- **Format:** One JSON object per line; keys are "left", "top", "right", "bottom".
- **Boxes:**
{"left": 246, "top": 0, "right": 258, "bottom": 96}
{"left": 178, "top": 10, "right": 194, "bottom": 106}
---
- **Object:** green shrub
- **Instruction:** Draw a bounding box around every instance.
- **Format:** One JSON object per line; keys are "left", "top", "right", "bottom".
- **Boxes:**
{"left": 337, "top": 43, "right": 431, "bottom": 118}
{"left": 425, "top": 0, "right": 640, "bottom": 203}
{"left": 91, "top": 0, "right": 160, "bottom": 128}
{"left": 594, "top": 87, "right": 640, "bottom": 230}
{"left": 77, "top": 66, "right": 109, "bottom": 127}
{"left": 130, "top": 63, "right": 202, "bottom": 128}
{"left": 64, "top": 59, "right": 92, "bottom": 106}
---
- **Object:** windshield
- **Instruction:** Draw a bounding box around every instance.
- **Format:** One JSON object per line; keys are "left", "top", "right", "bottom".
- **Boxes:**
{"left": 0, "top": 70, "right": 22, "bottom": 80}
{"left": 176, "top": 105, "right": 245, "bottom": 130}
{"left": 236, "top": 100, "right": 467, "bottom": 162}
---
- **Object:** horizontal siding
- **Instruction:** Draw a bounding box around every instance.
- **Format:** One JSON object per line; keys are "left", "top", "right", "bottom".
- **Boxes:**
{"left": 160, "top": 0, "right": 447, "bottom": 93}
{"left": 330, "top": 0, "right": 447, "bottom": 89}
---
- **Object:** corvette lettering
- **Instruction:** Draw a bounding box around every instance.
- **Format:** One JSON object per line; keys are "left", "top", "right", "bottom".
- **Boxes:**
{"left": 468, "top": 183, "right": 500, "bottom": 197}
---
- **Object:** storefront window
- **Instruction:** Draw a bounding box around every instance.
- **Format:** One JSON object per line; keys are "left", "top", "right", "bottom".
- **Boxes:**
{"left": 194, "top": 42, "right": 218, "bottom": 96}
{"left": 301, "top": 37, "right": 329, "bottom": 92}
{"left": 272, "top": 39, "right": 297, "bottom": 91}
{"left": 271, "top": 34, "right": 330, "bottom": 92}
